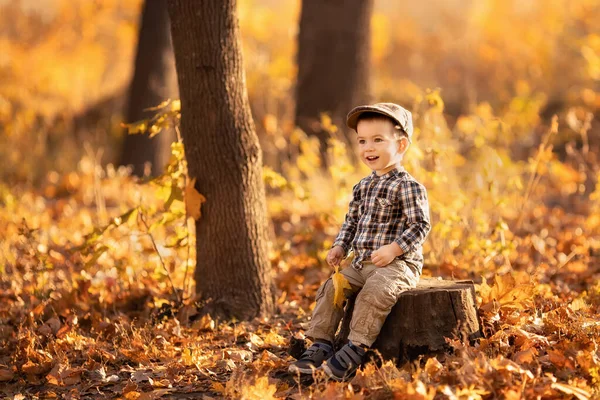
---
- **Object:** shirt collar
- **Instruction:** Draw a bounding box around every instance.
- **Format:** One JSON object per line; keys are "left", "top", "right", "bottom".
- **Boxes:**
{"left": 370, "top": 166, "right": 405, "bottom": 180}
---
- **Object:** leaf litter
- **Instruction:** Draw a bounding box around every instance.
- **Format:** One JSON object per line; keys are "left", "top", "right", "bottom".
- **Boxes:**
{"left": 2, "top": 114, "right": 600, "bottom": 398}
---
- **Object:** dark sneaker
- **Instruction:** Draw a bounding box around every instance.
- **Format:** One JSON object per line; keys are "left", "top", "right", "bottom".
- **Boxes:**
{"left": 322, "top": 342, "right": 366, "bottom": 382}
{"left": 288, "top": 342, "right": 334, "bottom": 375}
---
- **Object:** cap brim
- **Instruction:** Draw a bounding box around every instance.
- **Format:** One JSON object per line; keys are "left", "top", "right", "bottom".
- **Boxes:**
{"left": 346, "top": 106, "right": 393, "bottom": 130}
{"left": 346, "top": 110, "right": 363, "bottom": 130}
{"left": 346, "top": 106, "right": 404, "bottom": 130}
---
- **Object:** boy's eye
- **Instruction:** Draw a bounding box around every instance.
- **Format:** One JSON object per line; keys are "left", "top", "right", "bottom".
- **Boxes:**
{"left": 374, "top": 138, "right": 383, "bottom": 142}
{"left": 358, "top": 139, "right": 366, "bottom": 144}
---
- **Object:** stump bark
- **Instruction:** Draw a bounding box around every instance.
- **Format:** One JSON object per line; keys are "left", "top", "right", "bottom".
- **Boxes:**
{"left": 335, "top": 278, "right": 481, "bottom": 363}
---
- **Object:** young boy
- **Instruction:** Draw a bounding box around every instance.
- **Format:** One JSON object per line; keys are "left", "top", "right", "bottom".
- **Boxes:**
{"left": 289, "top": 103, "right": 431, "bottom": 381}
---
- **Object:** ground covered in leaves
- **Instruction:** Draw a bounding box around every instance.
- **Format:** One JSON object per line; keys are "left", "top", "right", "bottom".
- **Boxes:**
{"left": 2, "top": 124, "right": 600, "bottom": 399}
{"left": 2, "top": 1, "right": 600, "bottom": 397}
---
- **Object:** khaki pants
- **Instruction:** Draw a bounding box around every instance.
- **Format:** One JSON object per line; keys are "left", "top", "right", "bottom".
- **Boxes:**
{"left": 306, "top": 259, "right": 419, "bottom": 347}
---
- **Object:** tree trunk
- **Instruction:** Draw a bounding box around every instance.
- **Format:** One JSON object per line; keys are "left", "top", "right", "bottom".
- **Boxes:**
{"left": 167, "top": 0, "right": 274, "bottom": 320}
{"left": 120, "top": 0, "right": 178, "bottom": 177}
{"left": 295, "top": 0, "right": 373, "bottom": 163}
{"left": 336, "top": 278, "right": 481, "bottom": 363}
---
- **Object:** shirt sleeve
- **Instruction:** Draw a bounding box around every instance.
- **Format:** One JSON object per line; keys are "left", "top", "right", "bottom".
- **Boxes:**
{"left": 332, "top": 181, "right": 362, "bottom": 255}
{"left": 394, "top": 180, "right": 431, "bottom": 254}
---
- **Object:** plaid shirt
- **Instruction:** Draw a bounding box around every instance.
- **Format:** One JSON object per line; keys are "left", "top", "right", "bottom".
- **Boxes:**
{"left": 333, "top": 168, "right": 431, "bottom": 271}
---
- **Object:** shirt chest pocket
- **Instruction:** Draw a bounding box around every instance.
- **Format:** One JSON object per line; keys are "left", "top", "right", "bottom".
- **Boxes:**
{"left": 372, "top": 196, "right": 395, "bottom": 223}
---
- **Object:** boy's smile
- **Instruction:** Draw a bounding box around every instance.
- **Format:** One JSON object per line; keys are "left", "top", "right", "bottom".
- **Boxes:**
{"left": 356, "top": 119, "right": 407, "bottom": 175}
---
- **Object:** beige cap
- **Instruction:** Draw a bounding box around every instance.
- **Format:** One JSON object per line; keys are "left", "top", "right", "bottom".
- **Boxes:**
{"left": 346, "top": 102, "right": 414, "bottom": 139}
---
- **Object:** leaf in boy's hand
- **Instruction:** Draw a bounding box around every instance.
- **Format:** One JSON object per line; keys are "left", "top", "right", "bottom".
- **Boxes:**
{"left": 185, "top": 178, "right": 206, "bottom": 220}
{"left": 332, "top": 266, "right": 351, "bottom": 308}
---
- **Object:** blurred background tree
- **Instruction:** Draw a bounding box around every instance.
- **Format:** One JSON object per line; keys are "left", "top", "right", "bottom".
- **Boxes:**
{"left": 119, "top": 0, "right": 178, "bottom": 177}
{"left": 295, "top": 0, "right": 373, "bottom": 164}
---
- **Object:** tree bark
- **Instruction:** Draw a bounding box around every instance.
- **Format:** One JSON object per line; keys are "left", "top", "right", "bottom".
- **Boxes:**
{"left": 120, "top": 0, "right": 178, "bottom": 177}
{"left": 336, "top": 278, "right": 481, "bottom": 363}
{"left": 167, "top": 0, "right": 274, "bottom": 320}
{"left": 295, "top": 0, "right": 373, "bottom": 163}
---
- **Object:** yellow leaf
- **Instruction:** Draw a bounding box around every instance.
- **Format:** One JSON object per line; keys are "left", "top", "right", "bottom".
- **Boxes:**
{"left": 241, "top": 376, "right": 277, "bottom": 400}
{"left": 123, "top": 120, "right": 148, "bottom": 135}
{"left": 263, "top": 331, "right": 286, "bottom": 347}
{"left": 424, "top": 357, "right": 443, "bottom": 377}
{"left": 477, "top": 273, "right": 534, "bottom": 314}
{"left": 551, "top": 382, "right": 591, "bottom": 400}
{"left": 185, "top": 178, "right": 206, "bottom": 220}
{"left": 181, "top": 348, "right": 195, "bottom": 366}
{"left": 145, "top": 99, "right": 172, "bottom": 111}
{"left": 212, "top": 381, "right": 226, "bottom": 394}
{"left": 332, "top": 266, "right": 351, "bottom": 308}
{"left": 124, "top": 391, "right": 141, "bottom": 400}
{"left": 193, "top": 314, "right": 215, "bottom": 331}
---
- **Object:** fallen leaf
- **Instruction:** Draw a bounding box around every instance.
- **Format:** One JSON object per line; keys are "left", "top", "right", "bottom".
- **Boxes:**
{"left": 569, "top": 298, "right": 588, "bottom": 312}
{"left": 125, "top": 392, "right": 141, "bottom": 400}
{"left": 120, "top": 349, "right": 151, "bottom": 364}
{"left": 512, "top": 347, "right": 538, "bottom": 364}
{"left": 124, "top": 380, "right": 139, "bottom": 396}
{"left": 478, "top": 273, "right": 536, "bottom": 327}
{"left": 22, "top": 360, "right": 53, "bottom": 376}
{"left": 46, "top": 363, "right": 62, "bottom": 386}
{"left": 0, "top": 367, "right": 14, "bottom": 382}
{"left": 139, "top": 389, "right": 173, "bottom": 400}
{"left": 547, "top": 349, "right": 575, "bottom": 369}
{"left": 424, "top": 356, "right": 443, "bottom": 376}
{"left": 262, "top": 331, "right": 286, "bottom": 347}
{"left": 241, "top": 376, "right": 277, "bottom": 400}
{"left": 181, "top": 348, "right": 196, "bottom": 367}
{"left": 212, "top": 381, "right": 226, "bottom": 394}
{"left": 225, "top": 349, "right": 253, "bottom": 363}
{"left": 132, "top": 370, "right": 152, "bottom": 383}
{"left": 502, "top": 389, "right": 523, "bottom": 400}
{"left": 250, "top": 333, "right": 265, "bottom": 347}
{"left": 216, "top": 359, "right": 236, "bottom": 371}
{"left": 193, "top": 314, "right": 215, "bottom": 331}
{"left": 61, "top": 368, "right": 83, "bottom": 386}
{"left": 551, "top": 382, "right": 591, "bottom": 400}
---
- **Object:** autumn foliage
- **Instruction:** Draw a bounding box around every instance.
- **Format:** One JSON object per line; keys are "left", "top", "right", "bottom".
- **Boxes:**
{"left": 1, "top": 0, "right": 600, "bottom": 399}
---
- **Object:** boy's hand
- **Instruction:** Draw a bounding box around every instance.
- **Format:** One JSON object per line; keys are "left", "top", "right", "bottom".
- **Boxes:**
{"left": 371, "top": 243, "right": 403, "bottom": 267}
{"left": 327, "top": 246, "right": 345, "bottom": 267}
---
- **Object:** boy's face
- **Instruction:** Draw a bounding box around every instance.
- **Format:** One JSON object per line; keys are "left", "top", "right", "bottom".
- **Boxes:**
{"left": 356, "top": 118, "right": 407, "bottom": 176}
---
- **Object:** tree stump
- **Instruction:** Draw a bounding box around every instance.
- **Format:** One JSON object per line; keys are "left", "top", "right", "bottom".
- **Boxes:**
{"left": 335, "top": 278, "right": 481, "bottom": 364}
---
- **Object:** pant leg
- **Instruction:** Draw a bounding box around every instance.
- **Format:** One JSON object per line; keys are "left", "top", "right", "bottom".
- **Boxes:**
{"left": 348, "top": 259, "right": 419, "bottom": 346}
{"left": 305, "top": 266, "right": 364, "bottom": 343}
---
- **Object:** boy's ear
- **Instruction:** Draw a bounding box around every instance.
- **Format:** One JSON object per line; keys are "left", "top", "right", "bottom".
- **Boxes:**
{"left": 397, "top": 137, "right": 409, "bottom": 152}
